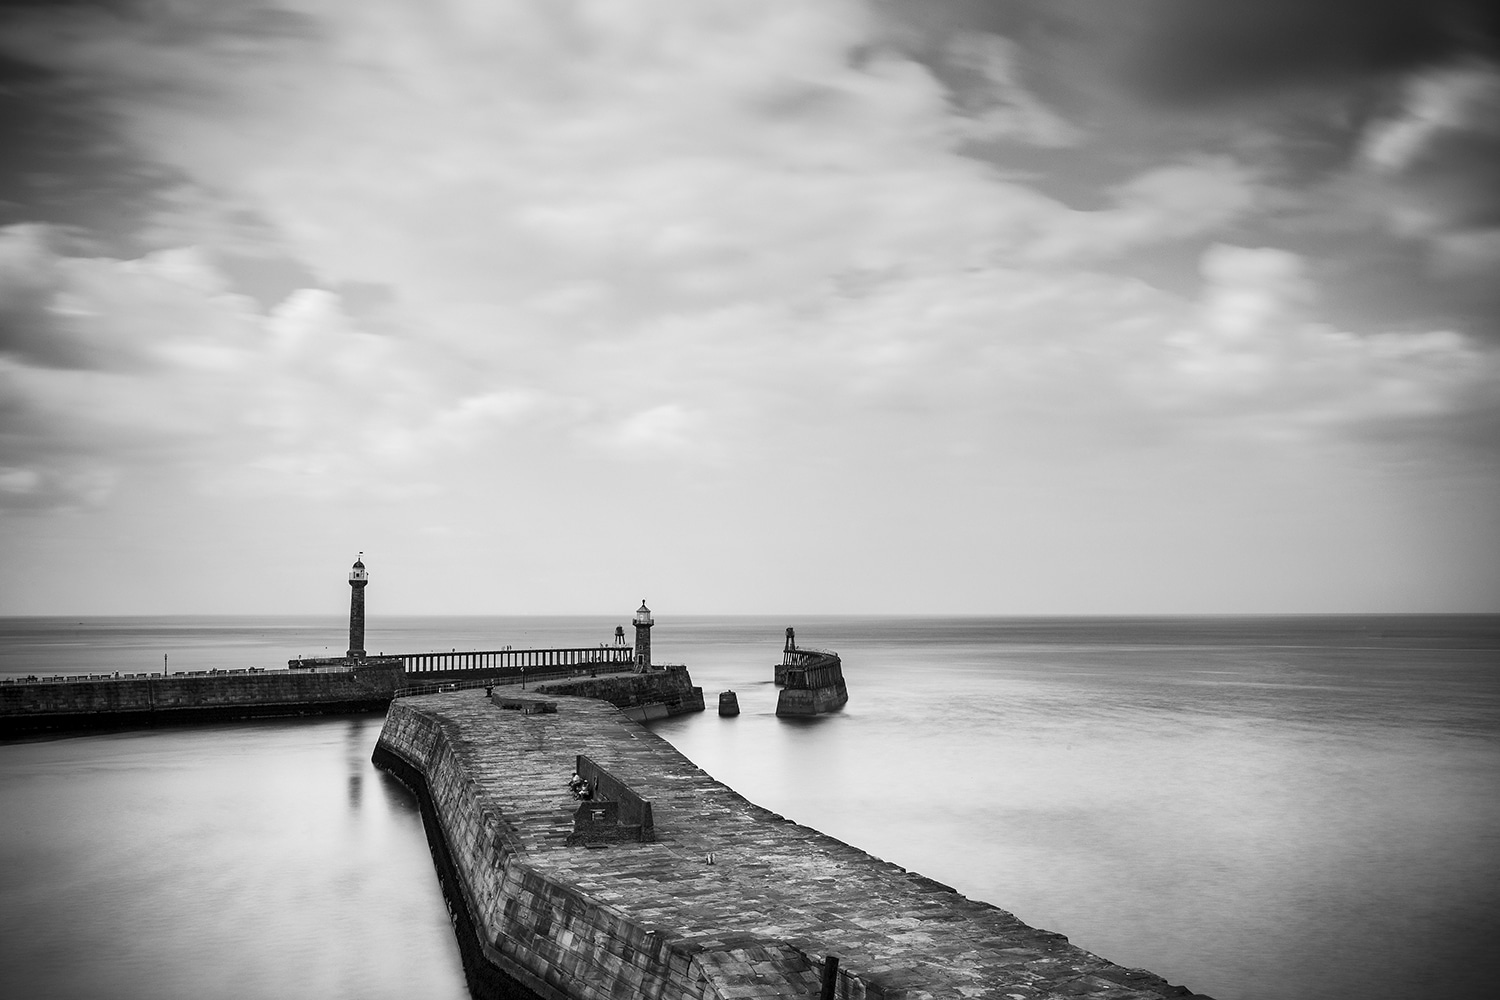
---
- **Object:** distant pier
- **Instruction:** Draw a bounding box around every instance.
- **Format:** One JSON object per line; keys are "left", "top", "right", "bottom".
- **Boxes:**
{"left": 775, "top": 627, "right": 849, "bottom": 716}
{"left": 0, "top": 659, "right": 405, "bottom": 738}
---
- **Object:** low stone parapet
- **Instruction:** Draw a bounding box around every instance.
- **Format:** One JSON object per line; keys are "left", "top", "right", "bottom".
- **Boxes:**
{"left": 568, "top": 753, "right": 654, "bottom": 845}
{"left": 491, "top": 694, "right": 558, "bottom": 715}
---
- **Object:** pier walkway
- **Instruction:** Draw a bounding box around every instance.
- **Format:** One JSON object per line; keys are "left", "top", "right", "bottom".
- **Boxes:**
{"left": 375, "top": 679, "right": 1210, "bottom": 1000}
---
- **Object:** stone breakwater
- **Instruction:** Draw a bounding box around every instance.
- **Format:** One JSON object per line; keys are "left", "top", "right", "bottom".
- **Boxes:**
{"left": 535, "top": 664, "right": 705, "bottom": 721}
{"left": 775, "top": 650, "right": 848, "bottom": 717}
{"left": 372, "top": 682, "right": 1213, "bottom": 1000}
{"left": 0, "top": 660, "right": 405, "bottom": 738}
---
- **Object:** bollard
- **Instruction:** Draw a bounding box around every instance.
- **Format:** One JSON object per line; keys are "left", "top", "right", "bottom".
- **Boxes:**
{"left": 820, "top": 955, "right": 840, "bottom": 1000}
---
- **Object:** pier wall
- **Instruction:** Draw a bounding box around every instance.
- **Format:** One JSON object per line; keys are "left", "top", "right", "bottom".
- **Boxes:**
{"left": 373, "top": 687, "right": 1212, "bottom": 1000}
{"left": 776, "top": 652, "right": 849, "bottom": 717}
{"left": 374, "top": 701, "right": 753, "bottom": 1000}
{"left": 0, "top": 660, "right": 405, "bottom": 737}
{"left": 775, "top": 682, "right": 849, "bottom": 717}
{"left": 535, "top": 665, "right": 704, "bottom": 721}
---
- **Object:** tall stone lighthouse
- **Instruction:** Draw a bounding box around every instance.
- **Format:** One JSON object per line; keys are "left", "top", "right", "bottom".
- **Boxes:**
{"left": 633, "top": 600, "right": 653, "bottom": 672}
{"left": 347, "top": 554, "right": 368, "bottom": 659}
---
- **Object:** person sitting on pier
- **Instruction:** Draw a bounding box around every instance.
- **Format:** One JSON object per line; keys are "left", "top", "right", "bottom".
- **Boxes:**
{"left": 568, "top": 772, "right": 592, "bottom": 799}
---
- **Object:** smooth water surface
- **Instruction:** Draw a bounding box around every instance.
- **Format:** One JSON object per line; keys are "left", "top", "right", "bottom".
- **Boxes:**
{"left": 2, "top": 614, "right": 1497, "bottom": 1000}
{"left": 0, "top": 718, "right": 468, "bottom": 1000}
{"left": 653, "top": 615, "right": 1500, "bottom": 1000}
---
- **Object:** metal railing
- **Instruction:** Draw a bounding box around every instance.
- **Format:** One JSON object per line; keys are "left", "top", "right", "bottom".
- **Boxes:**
{"left": 783, "top": 647, "right": 841, "bottom": 667}
{"left": 395, "top": 645, "right": 637, "bottom": 675}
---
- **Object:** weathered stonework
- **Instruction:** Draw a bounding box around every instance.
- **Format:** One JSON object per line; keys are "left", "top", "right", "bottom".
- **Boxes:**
{"left": 775, "top": 652, "right": 849, "bottom": 717}
{"left": 0, "top": 660, "right": 405, "bottom": 737}
{"left": 535, "top": 666, "right": 705, "bottom": 721}
{"left": 373, "top": 685, "right": 1214, "bottom": 1000}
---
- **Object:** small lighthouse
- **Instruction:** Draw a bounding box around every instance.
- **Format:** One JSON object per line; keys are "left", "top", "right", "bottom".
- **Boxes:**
{"left": 347, "top": 554, "right": 368, "bottom": 659}
{"left": 633, "top": 600, "right": 653, "bottom": 672}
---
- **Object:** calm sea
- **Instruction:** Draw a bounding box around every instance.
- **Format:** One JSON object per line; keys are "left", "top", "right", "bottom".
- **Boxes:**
{"left": 2, "top": 614, "right": 1497, "bottom": 1000}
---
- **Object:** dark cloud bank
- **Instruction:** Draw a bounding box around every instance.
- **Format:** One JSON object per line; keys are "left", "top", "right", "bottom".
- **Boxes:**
{"left": 879, "top": 0, "right": 1500, "bottom": 91}
{"left": 876, "top": 1, "right": 1500, "bottom": 343}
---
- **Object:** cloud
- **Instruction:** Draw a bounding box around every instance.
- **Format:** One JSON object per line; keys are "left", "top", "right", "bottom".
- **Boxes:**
{"left": 872, "top": 1, "right": 1500, "bottom": 105}
{"left": 0, "top": 459, "right": 115, "bottom": 512}
{"left": 0, "top": 2, "right": 1496, "bottom": 618}
{"left": 594, "top": 404, "right": 699, "bottom": 456}
{"left": 1020, "top": 158, "right": 1260, "bottom": 263}
{"left": 1362, "top": 64, "right": 1500, "bottom": 174}
{"left": 1113, "top": 0, "right": 1500, "bottom": 102}
{"left": 0, "top": 224, "right": 80, "bottom": 369}
{"left": 1152, "top": 245, "right": 1498, "bottom": 436}
{"left": 1, "top": 0, "right": 1493, "bottom": 489}
{"left": 1359, "top": 62, "right": 1500, "bottom": 256}
{"left": 0, "top": 224, "right": 572, "bottom": 509}
{"left": 941, "top": 32, "right": 1082, "bottom": 148}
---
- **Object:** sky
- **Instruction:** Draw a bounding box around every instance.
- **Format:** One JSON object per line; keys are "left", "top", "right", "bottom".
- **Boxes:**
{"left": 1, "top": 0, "right": 1498, "bottom": 616}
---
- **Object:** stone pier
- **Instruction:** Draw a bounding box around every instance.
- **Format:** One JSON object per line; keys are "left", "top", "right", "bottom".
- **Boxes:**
{"left": 0, "top": 659, "right": 405, "bottom": 738}
{"left": 372, "top": 680, "right": 1212, "bottom": 1000}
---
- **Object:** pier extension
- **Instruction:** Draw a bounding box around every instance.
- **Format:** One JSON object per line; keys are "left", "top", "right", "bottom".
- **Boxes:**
{"left": 775, "top": 627, "right": 849, "bottom": 717}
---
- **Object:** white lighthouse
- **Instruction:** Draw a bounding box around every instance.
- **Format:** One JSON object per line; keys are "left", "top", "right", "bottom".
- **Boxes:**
{"left": 633, "top": 600, "right": 653, "bottom": 672}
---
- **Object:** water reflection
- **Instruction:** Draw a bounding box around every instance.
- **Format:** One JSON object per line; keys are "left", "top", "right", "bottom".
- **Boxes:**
{"left": 376, "top": 769, "right": 422, "bottom": 815}
{"left": 0, "top": 719, "right": 468, "bottom": 1000}
{"left": 346, "top": 717, "right": 368, "bottom": 811}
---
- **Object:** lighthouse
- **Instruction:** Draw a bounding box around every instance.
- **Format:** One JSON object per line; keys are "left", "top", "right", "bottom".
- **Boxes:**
{"left": 633, "top": 600, "right": 653, "bottom": 672}
{"left": 347, "top": 554, "right": 368, "bottom": 659}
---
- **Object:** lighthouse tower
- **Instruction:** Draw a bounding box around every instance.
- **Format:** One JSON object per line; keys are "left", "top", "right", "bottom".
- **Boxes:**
{"left": 633, "top": 600, "right": 653, "bottom": 673}
{"left": 347, "top": 554, "right": 368, "bottom": 659}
